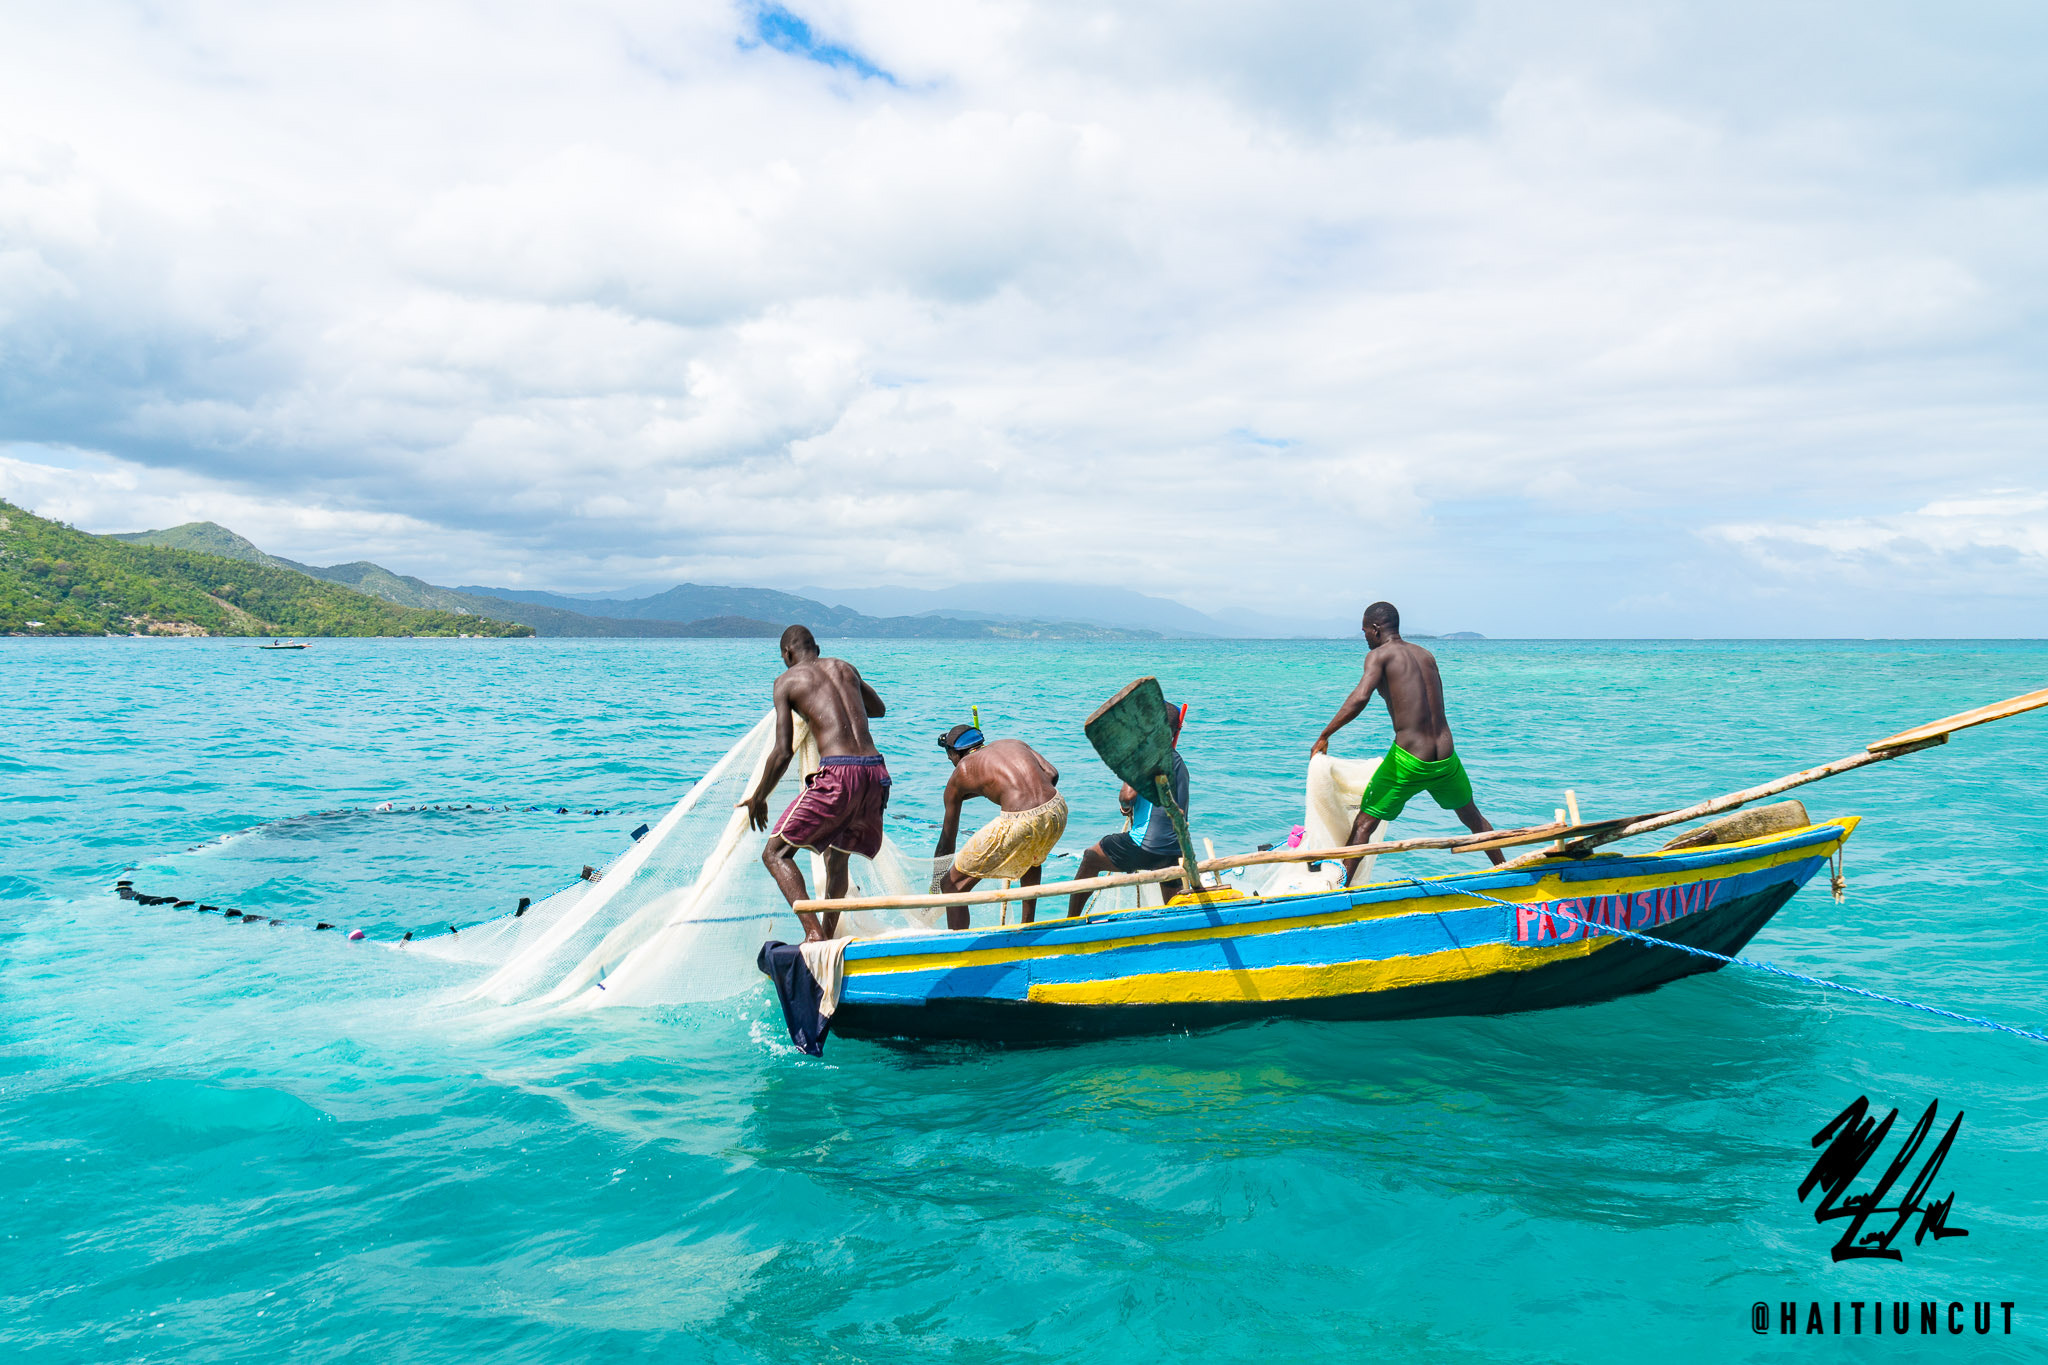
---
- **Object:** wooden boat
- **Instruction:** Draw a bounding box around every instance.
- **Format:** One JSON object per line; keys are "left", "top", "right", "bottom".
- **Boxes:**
{"left": 829, "top": 816, "right": 1855, "bottom": 1044}
{"left": 779, "top": 686, "right": 2046, "bottom": 1051}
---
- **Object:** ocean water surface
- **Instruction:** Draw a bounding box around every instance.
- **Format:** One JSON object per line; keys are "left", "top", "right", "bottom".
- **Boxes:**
{"left": 3, "top": 637, "right": 2045, "bottom": 1362}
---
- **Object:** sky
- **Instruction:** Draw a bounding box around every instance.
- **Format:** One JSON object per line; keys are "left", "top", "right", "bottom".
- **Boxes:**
{"left": 1, "top": 0, "right": 2043, "bottom": 636}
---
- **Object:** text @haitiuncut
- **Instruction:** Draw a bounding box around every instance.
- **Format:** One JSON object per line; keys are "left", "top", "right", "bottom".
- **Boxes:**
{"left": 1753, "top": 1301, "right": 2016, "bottom": 1337}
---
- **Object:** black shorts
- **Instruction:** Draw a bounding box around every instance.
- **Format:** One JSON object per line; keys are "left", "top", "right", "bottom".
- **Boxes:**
{"left": 1100, "top": 831, "right": 1181, "bottom": 874}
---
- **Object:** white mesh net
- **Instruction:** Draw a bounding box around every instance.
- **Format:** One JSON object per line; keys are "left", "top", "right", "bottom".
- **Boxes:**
{"left": 420, "top": 714, "right": 984, "bottom": 1011}
{"left": 417, "top": 714, "right": 1389, "bottom": 1012}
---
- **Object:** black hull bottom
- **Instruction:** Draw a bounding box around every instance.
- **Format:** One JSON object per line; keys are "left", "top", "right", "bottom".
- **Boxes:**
{"left": 830, "top": 882, "right": 1800, "bottom": 1046}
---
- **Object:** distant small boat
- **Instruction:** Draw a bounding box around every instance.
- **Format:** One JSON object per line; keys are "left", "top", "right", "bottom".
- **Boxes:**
{"left": 259, "top": 640, "right": 309, "bottom": 650}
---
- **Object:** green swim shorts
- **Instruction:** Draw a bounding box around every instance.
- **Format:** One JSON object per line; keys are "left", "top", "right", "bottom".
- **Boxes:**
{"left": 1358, "top": 743, "right": 1475, "bottom": 821}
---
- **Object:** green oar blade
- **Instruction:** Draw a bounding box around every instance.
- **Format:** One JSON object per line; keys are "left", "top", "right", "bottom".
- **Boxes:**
{"left": 1084, "top": 676, "right": 1176, "bottom": 788}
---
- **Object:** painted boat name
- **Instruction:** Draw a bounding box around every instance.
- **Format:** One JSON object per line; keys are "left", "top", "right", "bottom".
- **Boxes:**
{"left": 1513, "top": 882, "right": 1719, "bottom": 944}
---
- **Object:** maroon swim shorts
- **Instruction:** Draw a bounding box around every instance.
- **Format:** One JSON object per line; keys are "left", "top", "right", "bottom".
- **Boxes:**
{"left": 772, "top": 755, "right": 891, "bottom": 858}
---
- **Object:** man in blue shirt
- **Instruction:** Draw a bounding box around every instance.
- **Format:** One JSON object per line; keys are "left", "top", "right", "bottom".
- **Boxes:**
{"left": 1066, "top": 702, "right": 1191, "bottom": 916}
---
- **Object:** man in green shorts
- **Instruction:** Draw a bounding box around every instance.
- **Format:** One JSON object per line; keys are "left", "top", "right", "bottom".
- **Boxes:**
{"left": 1310, "top": 600, "right": 1505, "bottom": 880}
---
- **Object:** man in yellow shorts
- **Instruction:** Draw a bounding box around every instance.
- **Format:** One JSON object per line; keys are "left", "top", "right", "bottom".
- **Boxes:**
{"left": 933, "top": 723, "right": 1069, "bottom": 927}
{"left": 1311, "top": 601, "right": 1506, "bottom": 881}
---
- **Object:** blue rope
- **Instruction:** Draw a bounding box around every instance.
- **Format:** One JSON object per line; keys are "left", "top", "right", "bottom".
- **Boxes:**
{"left": 1393, "top": 877, "right": 2048, "bottom": 1046}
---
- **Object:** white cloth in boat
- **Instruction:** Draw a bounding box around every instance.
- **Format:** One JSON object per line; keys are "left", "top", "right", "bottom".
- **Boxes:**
{"left": 1305, "top": 752, "right": 1379, "bottom": 852}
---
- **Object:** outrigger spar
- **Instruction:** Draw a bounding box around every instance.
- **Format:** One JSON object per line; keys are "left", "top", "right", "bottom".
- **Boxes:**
{"left": 770, "top": 685, "right": 2047, "bottom": 1050}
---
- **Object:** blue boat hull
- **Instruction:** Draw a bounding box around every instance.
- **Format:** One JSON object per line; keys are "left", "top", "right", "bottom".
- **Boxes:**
{"left": 828, "top": 820, "right": 1854, "bottom": 1046}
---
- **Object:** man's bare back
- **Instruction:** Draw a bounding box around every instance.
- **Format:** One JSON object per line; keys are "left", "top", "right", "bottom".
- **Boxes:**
{"left": 1310, "top": 634, "right": 1456, "bottom": 765}
{"left": 775, "top": 657, "right": 884, "bottom": 761}
{"left": 1358, "top": 639, "right": 1454, "bottom": 761}
{"left": 945, "top": 738, "right": 1058, "bottom": 811}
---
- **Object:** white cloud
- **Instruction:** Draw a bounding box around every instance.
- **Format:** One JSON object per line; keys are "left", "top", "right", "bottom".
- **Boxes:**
{"left": 1710, "top": 491, "right": 2048, "bottom": 592}
{"left": 0, "top": 0, "right": 2044, "bottom": 632}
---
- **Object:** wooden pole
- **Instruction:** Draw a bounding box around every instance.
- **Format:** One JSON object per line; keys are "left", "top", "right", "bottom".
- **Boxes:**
{"left": 1157, "top": 772, "right": 1204, "bottom": 896}
{"left": 1514, "top": 735, "right": 1950, "bottom": 867}
{"left": 1867, "top": 687, "right": 2048, "bottom": 750}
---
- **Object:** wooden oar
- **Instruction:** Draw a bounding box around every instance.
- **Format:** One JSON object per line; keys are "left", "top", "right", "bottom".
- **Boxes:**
{"left": 1083, "top": 677, "right": 1204, "bottom": 892}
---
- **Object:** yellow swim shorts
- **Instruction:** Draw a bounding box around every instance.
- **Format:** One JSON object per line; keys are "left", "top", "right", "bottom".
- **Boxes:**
{"left": 953, "top": 794, "right": 1069, "bottom": 880}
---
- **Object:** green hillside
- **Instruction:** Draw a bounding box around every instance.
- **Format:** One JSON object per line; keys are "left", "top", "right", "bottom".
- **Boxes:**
{"left": 106, "top": 520, "right": 776, "bottom": 636}
{"left": 0, "top": 501, "right": 533, "bottom": 638}
{"left": 278, "top": 558, "right": 486, "bottom": 613}
{"left": 108, "top": 520, "right": 276, "bottom": 564}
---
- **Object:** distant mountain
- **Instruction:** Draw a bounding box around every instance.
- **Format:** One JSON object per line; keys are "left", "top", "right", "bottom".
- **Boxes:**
{"left": 105, "top": 523, "right": 1163, "bottom": 640}
{"left": 281, "top": 565, "right": 769, "bottom": 637}
{"left": 2, "top": 501, "right": 531, "bottom": 638}
{"left": 106, "top": 524, "right": 778, "bottom": 637}
{"left": 459, "top": 583, "right": 1160, "bottom": 640}
{"left": 273, "top": 558, "right": 482, "bottom": 613}
{"left": 452, "top": 593, "right": 777, "bottom": 639}
{"left": 800, "top": 581, "right": 1344, "bottom": 638}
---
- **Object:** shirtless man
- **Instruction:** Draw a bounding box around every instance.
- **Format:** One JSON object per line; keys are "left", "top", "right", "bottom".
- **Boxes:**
{"left": 1311, "top": 601, "right": 1505, "bottom": 879}
{"left": 932, "top": 724, "right": 1068, "bottom": 928}
{"left": 738, "top": 625, "right": 891, "bottom": 942}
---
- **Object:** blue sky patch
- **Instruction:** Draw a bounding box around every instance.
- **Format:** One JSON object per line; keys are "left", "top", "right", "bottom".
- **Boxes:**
{"left": 744, "top": 3, "right": 896, "bottom": 84}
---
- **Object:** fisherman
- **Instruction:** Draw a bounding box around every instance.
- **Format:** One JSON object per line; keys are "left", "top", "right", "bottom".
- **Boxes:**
{"left": 932, "top": 723, "right": 1068, "bottom": 928}
{"left": 1067, "top": 701, "right": 1191, "bottom": 917}
{"left": 737, "top": 624, "right": 891, "bottom": 943}
{"left": 1311, "top": 601, "right": 1505, "bottom": 878}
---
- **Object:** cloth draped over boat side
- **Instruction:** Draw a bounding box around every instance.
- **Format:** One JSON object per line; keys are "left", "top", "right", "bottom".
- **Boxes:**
{"left": 757, "top": 937, "right": 854, "bottom": 1056}
{"left": 757, "top": 941, "right": 832, "bottom": 1055}
{"left": 799, "top": 936, "right": 849, "bottom": 1018}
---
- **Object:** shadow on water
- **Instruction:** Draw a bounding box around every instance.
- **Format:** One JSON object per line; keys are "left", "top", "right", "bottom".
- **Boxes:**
{"left": 732, "top": 962, "right": 1834, "bottom": 1238}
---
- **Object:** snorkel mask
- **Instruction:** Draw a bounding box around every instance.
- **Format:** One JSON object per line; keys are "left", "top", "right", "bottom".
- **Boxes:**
{"left": 937, "top": 724, "right": 985, "bottom": 756}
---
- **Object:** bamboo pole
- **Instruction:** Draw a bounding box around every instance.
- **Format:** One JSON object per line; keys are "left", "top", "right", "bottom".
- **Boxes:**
{"left": 1867, "top": 687, "right": 2048, "bottom": 750}
{"left": 1518, "top": 735, "right": 1950, "bottom": 867}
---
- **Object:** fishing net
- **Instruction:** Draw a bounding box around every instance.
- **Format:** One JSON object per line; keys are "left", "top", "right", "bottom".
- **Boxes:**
{"left": 418, "top": 714, "right": 962, "bottom": 1011}
{"left": 415, "top": 717, "right": 1390, "bottom": 1012}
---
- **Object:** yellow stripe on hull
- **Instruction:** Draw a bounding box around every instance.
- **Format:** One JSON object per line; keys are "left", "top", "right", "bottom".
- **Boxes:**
{"left": 1024, "top": 936, "right": 1609, "bottom": 1007}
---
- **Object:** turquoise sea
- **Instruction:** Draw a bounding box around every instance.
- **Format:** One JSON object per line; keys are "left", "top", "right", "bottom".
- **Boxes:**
{"left": 4, "top": 637, "right": 2045, "bottom": 1363}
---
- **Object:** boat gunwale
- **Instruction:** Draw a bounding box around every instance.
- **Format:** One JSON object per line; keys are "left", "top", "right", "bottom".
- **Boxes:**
{"left": 841, "top": 817, "right": 1857, "bottom": 969}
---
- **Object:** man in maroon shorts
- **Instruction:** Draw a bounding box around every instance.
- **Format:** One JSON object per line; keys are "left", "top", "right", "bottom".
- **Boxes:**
{"left": 738, "top": 624, "right": 891, "bottom": 942}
